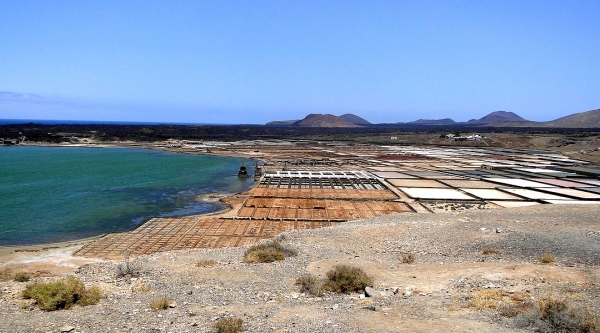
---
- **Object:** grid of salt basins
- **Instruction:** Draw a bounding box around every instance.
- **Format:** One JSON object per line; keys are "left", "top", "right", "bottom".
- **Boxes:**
{"left": 369, "top": 147, "right": 600, "bottom": 208}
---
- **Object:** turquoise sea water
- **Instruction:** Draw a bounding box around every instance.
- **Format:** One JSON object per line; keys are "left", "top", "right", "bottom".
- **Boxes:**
{"left": 0, "top": 146, "right": 255, "bottom": 246}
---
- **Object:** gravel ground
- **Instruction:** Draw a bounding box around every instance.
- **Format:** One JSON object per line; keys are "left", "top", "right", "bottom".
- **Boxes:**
{"left": 1, "top": 204, "right": 599, "bottom": 333}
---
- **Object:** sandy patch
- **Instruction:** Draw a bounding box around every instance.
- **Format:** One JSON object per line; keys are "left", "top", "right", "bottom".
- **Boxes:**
{"left": 0, "top": 239, "right": 107, "bottom": 277}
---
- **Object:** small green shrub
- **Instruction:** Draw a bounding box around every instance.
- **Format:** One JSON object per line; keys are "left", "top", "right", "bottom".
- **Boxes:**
{"left": 324, "top": 265, "right": 372, "bottom": 294}
{"left": 242, "top": 241, "right": 297, "bottom": 263}
{"left": 214, "top": 316, "right": 244, "bottom": 333}
{"left": 295, "top": 273, "right": 324, "bottom": 297}
{"left": 13, "top": 272, "right": 32, "bottom": 282}
{"left": 196, "top": 259, "right": 218, "bottom": 267}
{"left": 539, "top": 253, "right": 555, "bottom": 265}
{"left": 402, "top": 252, "right": 416, "bottom": 264}
{"left": 149, "top": 296, "right": 170, "bottom": 311}
{"left": 21, "top": 276, "right": 102, "bottom": 311}
{"left": 78, "top": 286, "right": 103, "bottom": 306}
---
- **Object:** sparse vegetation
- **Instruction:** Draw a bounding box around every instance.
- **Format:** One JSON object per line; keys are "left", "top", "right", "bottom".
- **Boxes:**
{"left": 468, "top": 289, "right": 507, "bottom": 310}
{"left": 324, "top": 265, "right": 372, "bottom": 294}
{"left": 482, "top": 247, "right": 500, "bottom": 255}
{"left": 539, "top": 253, "right": 556, "bottom": 265}
{"left": 214, "top": 316, "right": 245, "bottom": 333}
{"left": 13, "top": 271, "right": 32, "bottom": 282}
{"left": 242, "top": 241, "right": 297, "bottom": 263}
{"left": 78, "top": 286, "right": 103, "bottom": 306}
{"left": 196, "top": 259, "right": 218, "bottom": 267}
{"left": 515, "top": 296, "right": 600, "bottom": 333}
{"left": 295, "top": 273, "right": 324, "bottom": 297}
{"left": 149, "top": 296, "right": 170, "bottom": 311}
{"left": 497, "top": 291, "right": 536, "bottom": 317}
{"left": 468, "top": 289, "right": 535, "bottom": 315}
{"left": 116, "top": 255, "right": 140, "bottom": 278}
{"left": 402, "top": 252, "right": 416, "bottom": 264}
{"left": 21, "top": 276, "right": 102, "bottom": 311}
{"left": 296, "top": 265, "right": 373, "bottom": 296}
{"left": 466, "top": 289, "right": 600, "bottom": 332}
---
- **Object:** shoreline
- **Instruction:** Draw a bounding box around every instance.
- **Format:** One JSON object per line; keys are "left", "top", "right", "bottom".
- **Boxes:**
{"left": 0, "top": 142, "right": 260, "bottom": 274}
{"left": 0, "top": 235, "right": 102, "bottom": 259}
{"left": 0, "top": 189, "right": 255, "bottom": 271}
{"left": 0, "top": 192, "right": 239, "bottom": 257}
{"left": 0, "top": 236, "right": 108, "bottom": 277}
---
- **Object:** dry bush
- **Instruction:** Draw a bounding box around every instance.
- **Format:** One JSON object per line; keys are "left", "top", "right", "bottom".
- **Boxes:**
{"left": 13, "top": 271, "right": 32, "bottom": 282}
{"left": 482, "top": 248, "right": 500, "bottom": 255}
{"left": 149, "top": 296, "right": 170, "bottom": 311}
{"left": 214, "top": 316, "right": 244, "bottom": 333}
{"left": 468, "top": 289, "right": 507, "bottom": 310}
{"left": 401, "top": 252, "right": 416, "bottom": 264}
{"left": 116, "top": 255, "right": 141, "bottom": 278}
{"left": 510, "top": 291, "right": 532, "bottom": 301}
{"left": 515, "top": 296, "right": 600, "bottom": 333}
{"left": 497, "top": 291, "right": 535, "bottom": 317}
{"left": 539, "top": 253, "right": 556, "bottom": 265}
{"left": 324, "top": 265, "right": 372, "bottom": 294}
{"left": 499, "top": 301, "right": 535, "bottom": 318}
{"left": 295, "top": 273, "right": 324, "bottom": 297}
{"left": 242, "top": 241, "right": 297, "bottom": 264}
{"left": 21, "top": 276, "right": 102, "bottom": 311}
{"left": 196, "top": 259, "right": 218, "bottom": 267}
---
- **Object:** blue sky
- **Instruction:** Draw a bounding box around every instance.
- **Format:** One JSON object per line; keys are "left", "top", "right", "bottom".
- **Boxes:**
{"left": 1, "top": 1, "right": 599, "bottom": 124}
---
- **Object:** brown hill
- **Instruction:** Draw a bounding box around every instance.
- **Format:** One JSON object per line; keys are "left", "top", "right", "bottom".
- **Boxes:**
{"left": 291, "top": 114, "right": 361, "bottom": 127}
{"left": 542, "top": 108, "right": 600, "bottom": 128}
{"left": 339, "top": 114, "right": 371, "bottom": 125}
{"left": 467, "top": 111, "right": 527, "bottom": 124}
{"left": 488, "top": 108, "right": 600, "bottom": 128}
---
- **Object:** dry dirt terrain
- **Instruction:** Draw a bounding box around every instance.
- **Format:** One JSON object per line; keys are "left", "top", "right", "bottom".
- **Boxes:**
{"left": 1, "top": 204, "right": 599, "bottom": 333}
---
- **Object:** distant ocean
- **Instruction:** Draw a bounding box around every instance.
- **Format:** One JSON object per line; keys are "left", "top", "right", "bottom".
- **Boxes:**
{"left": 0, "top": 146, "right": 255, "bottom": 246}
{"left": 0, "top": 119, "right": 224, "bottom": 125}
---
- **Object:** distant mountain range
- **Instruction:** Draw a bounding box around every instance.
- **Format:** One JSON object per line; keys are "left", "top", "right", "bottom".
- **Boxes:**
{"left": 291, "top": 114, "right": 361, "bottom": 127}
{"left": 401, "top": 111, "right": 529, "bottom": 126}
{"left": 266, "top": 109, "right": 600, "bottom": 128}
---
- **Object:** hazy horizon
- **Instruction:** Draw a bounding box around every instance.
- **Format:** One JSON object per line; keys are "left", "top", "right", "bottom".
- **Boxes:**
{"left": 1, "top": 1, "right": 599, "bottom": 124}
{"left": 1, "top": 108, "right": 582, "bottom": 126}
